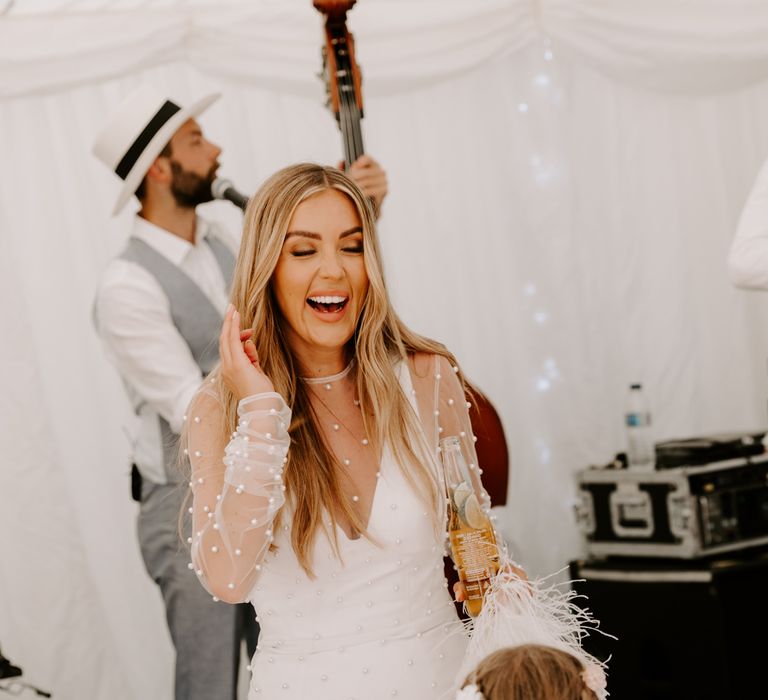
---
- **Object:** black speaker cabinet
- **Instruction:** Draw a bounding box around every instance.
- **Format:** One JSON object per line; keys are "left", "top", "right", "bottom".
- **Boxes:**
{"left": 570, "top": 548, "right": 768, "bottom": 700}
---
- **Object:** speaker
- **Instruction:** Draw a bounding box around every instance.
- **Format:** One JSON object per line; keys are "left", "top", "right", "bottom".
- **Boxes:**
{"left": 570, "top": 548, "right": 768, "bottom": 700}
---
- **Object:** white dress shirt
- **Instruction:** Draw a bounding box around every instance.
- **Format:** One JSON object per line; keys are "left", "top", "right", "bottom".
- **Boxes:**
{"left": 95, "top": 215, "right": 237, "bottom": 484}
{"left": 729, "top": 156, "right": 768, "bottom": 289}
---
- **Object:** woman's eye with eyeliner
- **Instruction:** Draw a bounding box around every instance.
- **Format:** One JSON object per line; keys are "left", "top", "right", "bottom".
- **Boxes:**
{"left": 342, "top": 245, "right": 364, "bottom": 253}
{"left": 291, "top": 249, "right": 315, "bottom": 257}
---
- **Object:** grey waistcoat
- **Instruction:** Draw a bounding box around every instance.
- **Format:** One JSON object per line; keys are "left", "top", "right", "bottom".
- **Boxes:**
{"left": 119, "top": 234, "right": 235, "bottom": 483}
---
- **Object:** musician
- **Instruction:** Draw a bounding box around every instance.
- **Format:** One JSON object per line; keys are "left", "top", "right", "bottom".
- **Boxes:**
{"left": 91, "top": 86, "right": 388, "bottom": 700}
{"left": 729, "top": 156, "right": 768, "bottom": 288}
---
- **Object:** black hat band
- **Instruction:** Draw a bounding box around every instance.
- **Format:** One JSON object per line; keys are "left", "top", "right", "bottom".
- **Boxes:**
{"left": 114, "top": 100, "right": 181, "bottom": 180}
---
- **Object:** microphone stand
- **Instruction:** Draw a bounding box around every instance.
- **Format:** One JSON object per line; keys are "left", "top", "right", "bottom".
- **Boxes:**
{"left": 0, "top": 681, "right": 52, "bottom": 698}
{"left": 0, "top": 650, "right": 52, "bottom": 697}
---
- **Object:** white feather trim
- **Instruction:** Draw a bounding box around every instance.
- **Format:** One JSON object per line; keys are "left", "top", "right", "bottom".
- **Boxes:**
{"left": 456, "top": 549, "right": 612, "bottom": 699}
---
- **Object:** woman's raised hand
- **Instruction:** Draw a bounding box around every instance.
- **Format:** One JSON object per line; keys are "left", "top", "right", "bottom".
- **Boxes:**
{"left": 219, "top": 304, "right": 275, "bottom": 401}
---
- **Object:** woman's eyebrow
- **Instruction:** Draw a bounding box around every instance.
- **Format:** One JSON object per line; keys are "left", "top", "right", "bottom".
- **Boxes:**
{"left": 285, "top": 226, "right": 363, "bottom": 240}
{"left": 286, "top": 231, "right": 321, "bottom": 240}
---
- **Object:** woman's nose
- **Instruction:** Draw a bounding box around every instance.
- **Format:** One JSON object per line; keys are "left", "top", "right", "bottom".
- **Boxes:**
{"left": 318, "top": 251, "right": 344, "bottom": 278}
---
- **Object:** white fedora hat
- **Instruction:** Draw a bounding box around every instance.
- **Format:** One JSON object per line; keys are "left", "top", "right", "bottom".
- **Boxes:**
{"left": 93, "top": 86, "right": 220, "bottom": 215}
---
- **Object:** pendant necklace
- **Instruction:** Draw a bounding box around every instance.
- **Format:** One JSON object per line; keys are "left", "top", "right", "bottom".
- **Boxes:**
{"left": 302, "top": 362, "right": 374, "bottom": 505}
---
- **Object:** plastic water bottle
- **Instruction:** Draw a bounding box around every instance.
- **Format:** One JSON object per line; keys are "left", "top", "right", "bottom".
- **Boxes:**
{"left": 625, "top": 383, "right": 654, "bottom": 469}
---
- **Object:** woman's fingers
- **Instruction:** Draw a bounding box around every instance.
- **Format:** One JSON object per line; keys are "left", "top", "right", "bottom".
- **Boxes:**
{"left": 219, "top": 304, "right": 233, "bottom": 368}
{"left": 453, "top": 582, "right": 467, "bottom": 603}
{"left": 229, "top": 309, "right": 240, "bottom": 362}
{"left": 217, "top": 306, "right": 276, "bottom": 399}
{"left": 506, "top": 562, "right": 528, "bottom": 582}
{"left": 240, "top": 326, "right": 259, "bottom": 365}
{"left": 498, "top": 562, "right": 533, "bottom": 598}
{"left": 243, "top": 339, "right": 259, "bottom": 366}
{"left": 222, "top": 306, "right": 243, "bottom": 372}
{"left": 230, "top": 310, "right": 246, "bottom": 364}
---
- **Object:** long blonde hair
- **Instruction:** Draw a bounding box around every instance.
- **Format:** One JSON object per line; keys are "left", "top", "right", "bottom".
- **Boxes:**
{"left": 216, "top": 163, "right": 457, "bottom": 576}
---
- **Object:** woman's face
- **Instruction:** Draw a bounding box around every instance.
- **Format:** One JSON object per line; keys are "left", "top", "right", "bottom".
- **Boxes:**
{"left": 272, "top": 188, "right": 369, "bottom": 363}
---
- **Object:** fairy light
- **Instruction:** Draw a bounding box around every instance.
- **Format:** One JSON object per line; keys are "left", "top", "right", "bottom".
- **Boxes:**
{"left": 535, "top": 437, "right": 552, "bottom": 464}
{"left": 543, "top": 358, "right": 560, "bottom": 380}
{"left": 521, "top": 38, "right": 562, "bottom": 481}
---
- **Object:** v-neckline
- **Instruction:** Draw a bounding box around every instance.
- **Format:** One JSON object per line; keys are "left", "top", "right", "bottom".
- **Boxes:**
{"left": 335, "top": 444, "right": 387, "bottom": 542}
{"left": 329, "top": 361, "right": 413, "bottom": 542}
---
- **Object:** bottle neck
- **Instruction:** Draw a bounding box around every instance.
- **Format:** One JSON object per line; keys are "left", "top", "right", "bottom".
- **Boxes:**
{"left": 441, "top": 444, "right": 469, "bottom": 489}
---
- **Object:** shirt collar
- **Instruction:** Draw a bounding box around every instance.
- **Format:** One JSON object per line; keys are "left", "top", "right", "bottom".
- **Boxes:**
{"left": 131, "top": 216, "right": 210, "bottom": 267}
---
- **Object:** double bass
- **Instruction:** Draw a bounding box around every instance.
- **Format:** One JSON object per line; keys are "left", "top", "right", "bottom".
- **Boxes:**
{"left": 314, "top": 0, "right": 365, "bottom": 170}
{"left": 313, "top": 0, "right": 510, "bottom": 508}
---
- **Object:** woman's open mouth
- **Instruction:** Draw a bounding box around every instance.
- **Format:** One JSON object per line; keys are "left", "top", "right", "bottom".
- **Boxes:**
{"left": 306, "top": 295, "right": 349, "bottom": 314}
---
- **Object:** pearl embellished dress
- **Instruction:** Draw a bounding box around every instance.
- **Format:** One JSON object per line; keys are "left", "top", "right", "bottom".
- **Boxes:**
{"left": 248, "top": 443, "right": 466, "bottom": 698}
{"left": 187, "top": 355, "right": 486, "bottom": 699}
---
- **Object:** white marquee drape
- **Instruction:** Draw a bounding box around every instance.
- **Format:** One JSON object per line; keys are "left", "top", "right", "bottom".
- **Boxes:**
{"left": 3, "top": 1, "right": 768, "bottom": 698}
{"left": 4, "top": 0, "right": 768, "bottom": 98}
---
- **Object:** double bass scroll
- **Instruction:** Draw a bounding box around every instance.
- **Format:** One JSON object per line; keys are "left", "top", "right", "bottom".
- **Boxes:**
{"left": 313, "top": 0, "right": 364, "bottom": 168}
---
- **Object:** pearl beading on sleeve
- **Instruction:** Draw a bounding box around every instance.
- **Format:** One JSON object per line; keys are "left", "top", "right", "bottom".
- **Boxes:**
{"left": 432, "top": 355, "right": 496, "bottom": 530}
{"left": 188, "top": 391, "right": 292, "bottom": 603}
{"left": 224, "top": 393, "right": 291, "bottom": 500}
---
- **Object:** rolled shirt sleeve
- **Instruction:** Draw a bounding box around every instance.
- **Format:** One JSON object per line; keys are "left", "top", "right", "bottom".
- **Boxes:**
{"left": 95, "top": 263, "right": 205, "bottom": 434}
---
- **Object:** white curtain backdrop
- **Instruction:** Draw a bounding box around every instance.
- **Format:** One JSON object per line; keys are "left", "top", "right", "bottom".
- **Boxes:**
{"left": 3, "top": 1, "right": 768, "bottom": 697}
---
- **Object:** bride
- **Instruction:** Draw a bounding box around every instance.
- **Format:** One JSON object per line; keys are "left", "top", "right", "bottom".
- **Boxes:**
{"left": 184, "top": 162, "right": 489, "bottom": 698}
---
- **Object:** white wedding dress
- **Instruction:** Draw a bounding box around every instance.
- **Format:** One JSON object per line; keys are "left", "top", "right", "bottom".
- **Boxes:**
{"left": 186, "top": 343, "right": 610, "bottom": 698}
{"left": 247, "top": 442, "right": 467, "bottom": 698}
{"left": 187, "top": 356, "right": 477, "bottom": 699}
{"left": 186, "top": 352, "right": 611, "bottom": 698}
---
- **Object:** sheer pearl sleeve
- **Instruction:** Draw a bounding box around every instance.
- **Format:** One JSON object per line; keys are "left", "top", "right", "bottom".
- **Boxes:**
{"left": 409, "top": 353, "right": 495, "bottom": 529}
{"left": 187, "top": 389, "right": 291, "bottom": 603}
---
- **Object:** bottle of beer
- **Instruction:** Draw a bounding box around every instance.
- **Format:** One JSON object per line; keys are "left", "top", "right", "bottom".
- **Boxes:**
{"left": 440, "top": 435, "right": 499, "bottom": 617}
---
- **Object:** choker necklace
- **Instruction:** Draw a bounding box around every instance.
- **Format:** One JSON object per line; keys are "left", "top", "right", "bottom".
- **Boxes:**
{"left": 300, "top": 361, "right": 354, "bottom": 390}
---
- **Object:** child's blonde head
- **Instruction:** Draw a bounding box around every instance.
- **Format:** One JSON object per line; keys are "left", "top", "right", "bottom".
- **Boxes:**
{"left": 461, "top": 644, "right": 599, "bottom": 700}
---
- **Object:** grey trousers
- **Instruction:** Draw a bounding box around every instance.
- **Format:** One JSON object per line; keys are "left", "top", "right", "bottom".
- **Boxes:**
{"left": 138, "top": 480, "right": 259, "bottom": 700}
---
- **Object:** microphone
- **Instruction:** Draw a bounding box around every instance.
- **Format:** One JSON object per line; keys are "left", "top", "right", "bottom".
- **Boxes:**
{"left": 211, "top": 177, "right": 249, "bottom": 211}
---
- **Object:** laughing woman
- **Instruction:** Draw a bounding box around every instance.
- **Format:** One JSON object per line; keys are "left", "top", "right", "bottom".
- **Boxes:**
{"left": 185, "top": 163, "right": 485, "bottom": 698}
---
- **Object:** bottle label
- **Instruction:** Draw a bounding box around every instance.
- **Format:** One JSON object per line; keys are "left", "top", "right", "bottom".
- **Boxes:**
{"left": 463, "top": 577, "right": 492, "bottom": 602}
{"left": 626, "top": 412, "right": 651, "bottom": 428}
{"left": 449, "top": 526, "right": 499, "bottom": 597}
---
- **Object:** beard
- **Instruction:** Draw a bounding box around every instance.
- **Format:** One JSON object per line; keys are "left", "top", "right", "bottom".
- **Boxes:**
{"left": 169, "top": 160, "right": 218, "bottom": 208}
